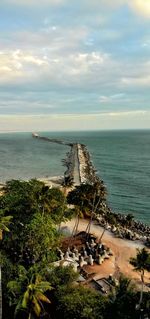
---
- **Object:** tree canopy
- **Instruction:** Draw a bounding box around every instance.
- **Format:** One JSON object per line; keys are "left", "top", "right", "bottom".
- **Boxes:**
{"left": 67, "top": 182, "right": 107, "bottom": 217}
{"left": 1, "top": 179, "right": 150, "bottom": 319}
{"left": 1, "top": 179, "right": 69, "bottom": 267}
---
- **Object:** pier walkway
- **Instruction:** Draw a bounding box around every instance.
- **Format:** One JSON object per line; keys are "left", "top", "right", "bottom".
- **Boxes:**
{"left": 72, "top": 144, "right": 81, "bottom": 186}
{"left": 32, "top": 133, "right": 98, "bottom": 186}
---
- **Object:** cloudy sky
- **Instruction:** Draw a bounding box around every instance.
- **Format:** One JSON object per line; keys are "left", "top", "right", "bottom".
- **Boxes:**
{"left": 1, "top": 0, "right": 150, "bottom": 131}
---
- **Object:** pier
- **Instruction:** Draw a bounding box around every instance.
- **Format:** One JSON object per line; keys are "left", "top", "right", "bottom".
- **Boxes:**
{"left": 32, "top": 133, "right": 99, "bottom": 187}
{"left": 32, "top": 132, "right": 73, "bottom": 147}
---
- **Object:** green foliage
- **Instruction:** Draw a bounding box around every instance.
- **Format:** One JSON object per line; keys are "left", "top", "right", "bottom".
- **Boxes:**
{"left": 26, "top": 213, "right": 60, "bottom": 262}
{"left": 107, "top": 275, "right": 137, "bottom": 319}
{"left": 45, "top": 265, "right": 79, "bottom": 289}
{"left": 1, "top": 179, "right": 67, "bottom": 266}
{"left": 63, "top": 176, "right": 74, "bottom": 187}
{"left": 7, "top": 266, "right": 52, "bottom": 318}
{"left": 1, "top": 179, "right": 150, "bottom": 319}
{"left": 0, "top": 251, "right": 19, "bottom": 298}
{"left": 1, "top": 179, "right": 40, "bottom": 223}
{"left": 130, "top": 248, "right": 150, "bottom": 273}
{"left": 55, "top": 285, "right": 107, "bottom": 319}
{"left": 67, "top": 182, "right": 106, "bottom": 216}
{"left": 0, "top": 179, "right": 67, "bottom": 224}
{"left": 0, "top": 210, "right": 13, "bottom": 239}
{"left": 129, "top": 248, "right": 150, "bottom": 309}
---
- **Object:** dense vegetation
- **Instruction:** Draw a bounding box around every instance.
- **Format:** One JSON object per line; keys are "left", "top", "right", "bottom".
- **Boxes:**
{"left": 0, "top": 179, "right": 150, "bottom": 319}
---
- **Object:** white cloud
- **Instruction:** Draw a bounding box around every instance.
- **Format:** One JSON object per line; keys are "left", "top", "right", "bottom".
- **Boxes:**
{"left": 12, "top": 26, "right": 87, "bottom": 53}
{"left": 0, "top": 50, "right": 49, "bottom": 84}
{"left": 3, "top": 0, "right": 65, "bottom": 5}
{"left": 129, "top": 0, "right": 150, "bottom": 18}
{"left": 122, "top": 75, "right": 150, "bottom": 87}
{"left": 84, "top": 0, "right": 125, "bottom": 9}
{"left": 84, "top": 0, "right": 150, "bottom": 18}
{"left": 108, "top": 110, "right": 147, "bottom": 117}
{"left": 2, "top": 0, "right": 150, "bottom": 18}
{"left": 0, "top": 46, "right": 115, "bottom": 89}
{"left": 0, "top": 110, "right": 150, "bottom": 132}
{"left": 99, "top": 93, "right": 125, "bottom": 103}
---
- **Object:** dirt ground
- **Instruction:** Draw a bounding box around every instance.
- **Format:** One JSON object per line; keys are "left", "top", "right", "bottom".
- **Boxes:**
{"left": 62, "top": 218, "right": 150, "bottom": 288}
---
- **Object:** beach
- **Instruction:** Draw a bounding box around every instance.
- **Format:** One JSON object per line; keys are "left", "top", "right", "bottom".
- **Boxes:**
{"left": 62, "top": 218, "right": 150, "bottom": 288}
{"left": 0, "top": 131, "right": 150, "bottom": 224}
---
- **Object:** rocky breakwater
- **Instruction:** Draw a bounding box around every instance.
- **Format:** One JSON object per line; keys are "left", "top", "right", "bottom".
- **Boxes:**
{"left": 96, "top": 212, "right": 150, "bottom": 246}
{"left": 63, "top": 144, "right": 78, "bottom": 186}
{"left": 77, "top": 144, "right": 100, "bottom": 184}
{"left": 63, "top": 143, "right": 101, "bottom": 186}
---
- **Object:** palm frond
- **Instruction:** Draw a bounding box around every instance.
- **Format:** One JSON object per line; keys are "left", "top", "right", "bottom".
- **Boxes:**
{"left": 32, "top": 296, "right": 41, "bottom": 316}
{"left": 7, "top": 280, "right": 21, "bottom": 295}
{"left": 35, "top": 291, "right": 51, "bottom": 304}
{"left": 36, "top": 281, "right": 52, "bottom": 292}
{"left": 22, "top": 290, "right": 30, "bottom": 308}
{"left": 14, "top": 298, "right": 25, "bottom": 318}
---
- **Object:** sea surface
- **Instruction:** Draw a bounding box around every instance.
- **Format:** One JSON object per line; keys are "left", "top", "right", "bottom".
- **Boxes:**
{"left": 0, "top": 130, "right": 150, "bottom": 225}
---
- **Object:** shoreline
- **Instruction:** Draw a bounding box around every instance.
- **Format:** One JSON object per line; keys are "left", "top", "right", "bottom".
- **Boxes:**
{"left": 0, "top": 174, "right": 150, "bottom": 230}
{"left": 1, "top": 134, "right": 150, "bottom": 241}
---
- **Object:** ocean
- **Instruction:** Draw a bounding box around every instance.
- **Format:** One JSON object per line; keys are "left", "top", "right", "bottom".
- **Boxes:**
{"left": 0, "top": 130, "right": 150, "bottom": 225}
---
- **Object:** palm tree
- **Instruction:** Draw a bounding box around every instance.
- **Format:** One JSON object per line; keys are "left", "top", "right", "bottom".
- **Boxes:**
{"left": 0, "top": 210, "right": 13, "bottom": 240}
{"left": 67, "top": 182, "right": 107, "bottom": 241}
{"left": 37, "top": 185, "right": 51, "bottom": 217}
{"left": 125, "top": 213, "right": 134, "bottom": 228}
{"left": 98, "top": 212, "right": 117, "bottom": 244}
{"left": 7, "top": 273, "right": 52, "bottom": 319}
{"left": 111, "top": 274, "right": 135, "bottom": 301}
{"left": 0, "top": 268, "right": 2, "bottom": 319}
{"left": 108, "top": 274, "right": 136, "bottom": 318}
{"left": 71, "top": 206, "right": 84, "bottom": 237}
{"left": 129, "top": 248, "right": 150, "bottom": 308}
{"left": 85, "top": 193, "right": 101, "bottom": 239}
{"left": 63, "top": 175, "right": 74, "bottom": 188}
{"left": 0, "top": 211, "right": 12, "bottom": 319}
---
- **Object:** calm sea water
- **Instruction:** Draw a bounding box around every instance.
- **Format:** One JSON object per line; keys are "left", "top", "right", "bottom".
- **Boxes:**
{"left": 0, "top": 130, "right": 150, "bottom": 225}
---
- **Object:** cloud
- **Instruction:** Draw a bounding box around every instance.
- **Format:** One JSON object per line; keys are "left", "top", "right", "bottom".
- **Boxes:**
{"left": 3, "top": 0, "right": 65, "bottom": 6}
{"left": 1, "top": 110, "right": 150, "bottom": 132}
{"left": 122, "top": 75, "right": 150, "bottom": 87}
{"left": 0, "top": 0, "right": 150, "bottom": 130}
{"left": 83, "top": 0, "right": 150, "bottom": 18}
{"left": 83, "top": 0, "right": 125, "bottom": 9}
{"left": 0, "top": 50, "right": 49, "bottom": 85}
{"left": 99, "top": 93, "right": 125, "bottom": 103}
{"left": 0, "top": 47, "right": 114, "bottom": 90}
{"left": 8, "top": 26, "right": 87, "bottom": 53}
{"left": 57, "top": 110, "right": 148, "bottom": 118}
{"left": 108, "top": 110, "right": 147, "bottom": 116}
{"left": 129, "top": 0, "right": 150, "bottom": 18}
{"left": 2, "top": 0, "right": 150, "bottom": 18}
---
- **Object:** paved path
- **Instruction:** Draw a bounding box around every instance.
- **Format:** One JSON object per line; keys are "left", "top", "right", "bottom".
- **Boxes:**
{"left": 73, "top": 144, "right": 81, "bottom": 186}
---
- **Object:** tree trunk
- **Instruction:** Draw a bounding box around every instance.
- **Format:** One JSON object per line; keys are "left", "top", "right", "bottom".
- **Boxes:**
{"left": 0, "top": 230, "right": 2, "bottom": 241}
{"left": 139, "top": 270, "right": 144, "bottom": 306}
{"left": 85, "top": 212, "right": 95, "bottom": 239}
{"left": 0, "top": 267, "right": 2, "bottom": 319}
{"left": 71, "top": 215, "right": 78, "bottom": 237}
{"left": 74, "top": 215, "right": 80, "bottom": 235}
{"left": 42, "top": 206, "right": 45, "bottom": 218}
{"left": 98, "top": 224, "right": 107, "bottom": 243}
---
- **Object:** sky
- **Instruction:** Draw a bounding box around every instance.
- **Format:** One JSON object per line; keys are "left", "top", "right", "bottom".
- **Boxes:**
{"left": 0, "top": 0, "right": 150, "bottom": 131}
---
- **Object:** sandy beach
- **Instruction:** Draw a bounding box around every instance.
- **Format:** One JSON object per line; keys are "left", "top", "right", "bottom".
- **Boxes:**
{"left": 62, "top": 218, "right": 150, "bottom": 288}
{"left": 38, "top": 176, "right": 64, "bottom": 188}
